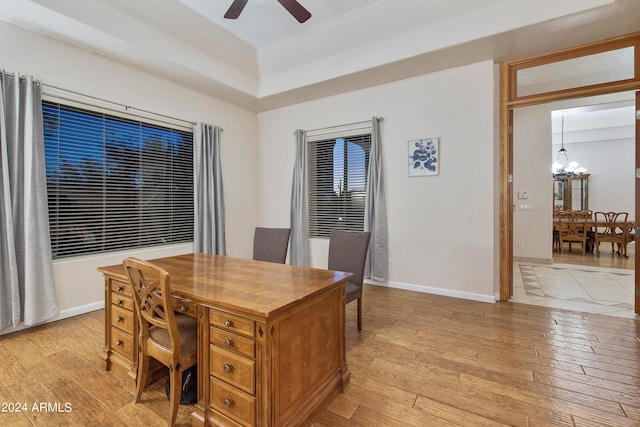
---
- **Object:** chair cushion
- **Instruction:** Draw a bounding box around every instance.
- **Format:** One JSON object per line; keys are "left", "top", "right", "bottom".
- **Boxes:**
{"left": 345, "top": 281, "right": 362, "bottom": 303}
{"left": 149, "top": 314, "right": 198, "bottom": 355}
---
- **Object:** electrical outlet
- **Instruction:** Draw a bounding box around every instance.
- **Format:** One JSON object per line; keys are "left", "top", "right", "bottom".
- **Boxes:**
{"left": 389, "top": 259, "right": 395, "bottom": 269}
{"left": 518, "top": 241, "right": 524, "bottom": 249}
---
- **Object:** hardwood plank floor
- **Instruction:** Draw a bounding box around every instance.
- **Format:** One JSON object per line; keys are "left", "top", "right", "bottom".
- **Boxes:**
{"left": 1, "top": 286, "right": 639, "bottom": 426}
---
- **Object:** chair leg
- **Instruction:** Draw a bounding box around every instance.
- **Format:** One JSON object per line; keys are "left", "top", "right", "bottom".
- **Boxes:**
{"left": 168, "top": 365, "right": 181, "bottom": 427}
{"left": 357, "top": 297, "right": 362, "bottom": 331}
{"left": 134, "top": 353, "right": 149, "bottom": 404}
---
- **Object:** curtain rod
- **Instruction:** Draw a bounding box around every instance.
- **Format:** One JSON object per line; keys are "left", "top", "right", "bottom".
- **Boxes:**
{"left": 301, "top": 117, "right": 383, "bottom": 134}
{"left": 42, "top": 82, "right": 197, "bottom": 127}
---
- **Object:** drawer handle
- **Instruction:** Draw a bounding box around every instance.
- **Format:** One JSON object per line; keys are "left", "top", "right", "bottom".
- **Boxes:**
{"left": 115, "top": 339, "right": 123, "bottom": 346}
{"left": 116, "top": 285, "right": 124, "bottom": 292}
{"left": 117, "top": 299, "right": 124, "bottom": 306}
{"left": 180, "top": 305, "right": 188, "bottom": 312}
{"left": 115, "top": 316, "right": 123, "bottom": 322}
{"left": 224, "top": 319, "right": 233, "bottom": 328}
{"left": 223, "top": 363, "right": 233, "bottom": 373}
{"left": 224, "top": 338, "right": 233, "bottom": 347}
{"left": 223, "top": 397, "right": 233, "bottom": 408}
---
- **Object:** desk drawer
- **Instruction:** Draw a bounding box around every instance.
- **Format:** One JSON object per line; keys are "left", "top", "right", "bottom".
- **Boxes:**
{"left": 110, "top": 279, "right": 132, "bottom": 297}
{"left": 210, "top": 309, "right": 254, "bottom": 338}
{"left": 111, "top": 305, "right": 134, "bottom": 333}
{"left": 210, "top": 327, "right": 255, "bottom": 359}
{"left": 210, "top": 346, "right": 255, "bottom": 394}
{"left": 110, "top": 327, "right": 134, "bottom": 360}
{"left": 210, "top": 377, "right": 255, "bottom": 427}
{"left": 172, "top": 297, "right": 196, "bottom": 318}
{"left": 111, "top": 293, "right": 134, "bottom": 311}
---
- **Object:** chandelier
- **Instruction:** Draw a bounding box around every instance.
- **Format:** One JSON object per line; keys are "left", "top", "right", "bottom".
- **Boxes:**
{"left": 552, "top": 115, "right": 586, "bottom": 177}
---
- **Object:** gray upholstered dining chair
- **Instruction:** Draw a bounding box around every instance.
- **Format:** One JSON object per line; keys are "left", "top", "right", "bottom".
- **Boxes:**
{"left": 328, "top": 229, "right": 371, "bottom": 331}
{"left": 123, "top": 257, "right": 198, "bottom": 427}
{"left": 252, "top": 227, "right": 291, "bottom": 264}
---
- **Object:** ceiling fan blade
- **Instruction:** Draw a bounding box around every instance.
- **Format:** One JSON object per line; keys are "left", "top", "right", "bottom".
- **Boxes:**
{"left": 224, "top": 0, "right": 249, "bottom": 19}
{"left": 276, "top": 0, "right": 311, "bottom": 23}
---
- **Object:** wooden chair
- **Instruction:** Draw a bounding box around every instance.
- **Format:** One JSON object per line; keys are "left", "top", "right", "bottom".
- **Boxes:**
{"left": 594, "top": 211, "right": 628, "bottom": 256}
{"left": 552, "top": 210, "right": 563, "bottom": 251}
{"left": 328, "top": 229, "right": 371, "bottom": 331}
{"left": 575, "top": 210, "right": 594, "bottom": 251}
{"left": 557, "top": 211, "right": 588, "bottom": 255}
{"left": 123, "top": 257, "right": 198, "bottom": 427}
{"left": 622, "top": 223, "right": 635, "bottom": 257}
{"left": 252, "top": 227, "right": 291, "bottom": 264}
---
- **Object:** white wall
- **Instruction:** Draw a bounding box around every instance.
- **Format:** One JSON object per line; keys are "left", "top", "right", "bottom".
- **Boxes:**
{"left": 0, "top": 21, "right": 259, "bottom": 322}
{"left": 258, "top": 61, "right": 498, "bottom": 302}
{"left": 513, "top": 105, "right": 554, "bottom": 261}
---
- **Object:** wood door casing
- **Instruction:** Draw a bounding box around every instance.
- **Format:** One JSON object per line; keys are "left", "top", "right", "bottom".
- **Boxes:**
{"left": 636, "top": 91, "right": 640, "bottom": 313}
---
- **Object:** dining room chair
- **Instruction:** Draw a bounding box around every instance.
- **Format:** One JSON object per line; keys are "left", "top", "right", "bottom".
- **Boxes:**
{"left": 123, "top": 257, "right": 198, "bottom": 427}
{"left": 622, "top": 223, "right": 635, "bottom": 257}
{"left": 557, "top": 211, "right": 588, "bottom": 255}
{"left": 594, "top": 211, "right": 628, "bottom": 256}
{"left": 328, "top": 229, "right": 371, "bottom": 331}
{"left": 552, "top": 210, "right": 564, "bottom": 251}
{"left": 252, "top": 227, "right": 291, "bottom": 264}
{"left": 576, "top": 210, "right": 595, "bottom": 252}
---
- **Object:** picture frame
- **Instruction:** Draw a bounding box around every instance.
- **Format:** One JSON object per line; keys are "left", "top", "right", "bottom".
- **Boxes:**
{"left": 408, "top": 137, "right": 439, "bottom": 176}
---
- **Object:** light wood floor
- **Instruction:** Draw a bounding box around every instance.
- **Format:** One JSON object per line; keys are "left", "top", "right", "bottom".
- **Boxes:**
{"left": 2, "top": 287, "right": 640, "bottom": 426}
{"left": 553, "top": 241, "right": 635, "bottom": 270}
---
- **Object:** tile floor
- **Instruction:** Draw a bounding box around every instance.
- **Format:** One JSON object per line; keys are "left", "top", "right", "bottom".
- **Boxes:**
{"left": 511, "top": 262, "right": 636, "bottom": 319}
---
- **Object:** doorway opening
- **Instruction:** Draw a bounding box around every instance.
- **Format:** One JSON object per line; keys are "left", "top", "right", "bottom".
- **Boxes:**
{"left": 510, "top": 92, "right": 636, "bottom": 318}
{"left": 499, "top": 32, "right": 640, "bottom": 313}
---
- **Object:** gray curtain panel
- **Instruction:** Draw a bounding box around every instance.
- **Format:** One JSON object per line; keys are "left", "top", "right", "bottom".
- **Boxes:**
{"left": 290, "top": 129, "right": 310, "bottom": 266}
{"left": 0, "top": 72, "right": 58, "bottom": 329}
{"left": 193, "top": 123, "right": 226, "bottom": 255}
{"left": 364, "top": 116, "right": 388, "bottom": 281}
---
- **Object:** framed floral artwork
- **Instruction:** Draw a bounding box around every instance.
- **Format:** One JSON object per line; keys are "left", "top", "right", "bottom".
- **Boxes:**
{"left": 408, "top": 137, "right": 439, "bottom": 176}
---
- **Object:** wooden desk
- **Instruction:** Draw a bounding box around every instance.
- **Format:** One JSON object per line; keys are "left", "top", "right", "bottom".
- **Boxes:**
{"left": 98, "top": 253, "right": 352, "bottom": 427}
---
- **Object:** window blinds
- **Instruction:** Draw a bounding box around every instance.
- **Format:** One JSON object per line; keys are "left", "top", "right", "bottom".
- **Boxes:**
{"left": 43, "top": 101, "right": 194, "bottom": 258}
{"left": 307, "top": 133, "right": 371, "bottom": 238}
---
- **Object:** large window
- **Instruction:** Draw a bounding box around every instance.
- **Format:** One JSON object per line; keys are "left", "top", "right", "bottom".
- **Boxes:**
{"left": 307, "top": 134, "right": 370, "bottom": 238}
{"left": 43, "top": 102, "right": 193, "bottom": 258}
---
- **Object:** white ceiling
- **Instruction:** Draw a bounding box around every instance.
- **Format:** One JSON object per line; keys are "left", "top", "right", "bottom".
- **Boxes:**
{"left": 179, "top": 0, "right": 391, "bottom": 48}
{"left": 1, "top": 0, "right": 640, "bottom": 111}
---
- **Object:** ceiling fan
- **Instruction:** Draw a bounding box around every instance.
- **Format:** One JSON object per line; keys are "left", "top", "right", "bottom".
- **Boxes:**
{"left": 224, "top": 0, "right": 312, "bottom": 23}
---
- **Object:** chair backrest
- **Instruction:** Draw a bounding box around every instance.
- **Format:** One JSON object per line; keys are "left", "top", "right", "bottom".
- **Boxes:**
{"left": 565, "top": 211, "right": 587, "bottom": 237}
{"left": 327, "top": 229, "right": 371, "bottom": 286}
{"left": 595, "top": 211, "right": 628, "bottom": 235}
{"left": 253, "top": 227, "right": 291, "bottom": 263}
{"left": 575, "top": 210, "right": 593, "bottom": 220}
{"left": 123, "top": 257, "right": 181, "bottom": 354}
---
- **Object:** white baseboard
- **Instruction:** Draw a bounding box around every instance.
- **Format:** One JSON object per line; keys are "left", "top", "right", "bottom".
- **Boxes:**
{"left": 365, "top": 279, "right": 496, "bottom": 304}
{"left": 514, "top": 256, "right": 552, "bottom": 265}
{"left": 0, "top": 301, "right": 105, "bottom": 336}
